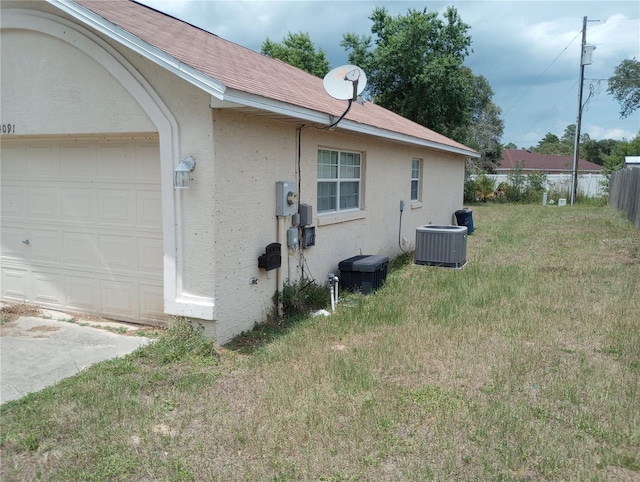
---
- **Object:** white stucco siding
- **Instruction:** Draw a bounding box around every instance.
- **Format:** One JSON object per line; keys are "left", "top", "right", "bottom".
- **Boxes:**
{"left": 210, "top": 110, "right": 465, "bottom": 343}
{"left": 299, "top": 129, "right": 466, "bottom": 279}
{"left": 211, "top": 110, "right": 297, "bottom": 342}
{"left": 1, "top": 29, "right": 155, "bottom": 135}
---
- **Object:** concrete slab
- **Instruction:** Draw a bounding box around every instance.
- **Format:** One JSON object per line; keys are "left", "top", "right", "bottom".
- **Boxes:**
{"left": 0, "top": 316, "right": 151, "bottom": 405}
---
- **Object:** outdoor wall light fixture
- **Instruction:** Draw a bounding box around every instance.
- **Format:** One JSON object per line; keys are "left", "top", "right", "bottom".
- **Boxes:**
{"left": 174, "top": 156, "right": 196, "bottom": 189}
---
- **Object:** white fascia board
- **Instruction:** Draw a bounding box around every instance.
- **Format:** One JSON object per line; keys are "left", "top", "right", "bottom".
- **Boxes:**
{"left": 219, "top": 90, "right": 479, "bottom": 158}
{"left": 218, "top": 89, "right": 330, "bottom": 124}
{"left": 336, "top": 119, "right": 481, "bottom": 158}
{"left": 47, "top": 0, "right": 226, "bottom": 97}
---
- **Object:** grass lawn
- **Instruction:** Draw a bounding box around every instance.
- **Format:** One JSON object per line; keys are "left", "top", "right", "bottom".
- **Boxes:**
{"left": 1, "top": 204, "right": 639, "bottom": 481}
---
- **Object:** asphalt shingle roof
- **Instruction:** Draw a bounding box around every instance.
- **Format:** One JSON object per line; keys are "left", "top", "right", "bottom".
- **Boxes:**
{"left": 498, "top": 149, "right": 602, "bottom": 173}
{"left": 71, "top": 0, "right": 476, "bottom": 156}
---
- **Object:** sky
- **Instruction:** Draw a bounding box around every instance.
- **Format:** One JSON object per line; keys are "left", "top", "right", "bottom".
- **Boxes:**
{"left": 138, "top": 0, "right": 640, "bottom": 148}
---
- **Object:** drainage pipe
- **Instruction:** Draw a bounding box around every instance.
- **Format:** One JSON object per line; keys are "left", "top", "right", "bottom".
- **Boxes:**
{"left": 277, "top": 215, "right": 286, "bottom": 316}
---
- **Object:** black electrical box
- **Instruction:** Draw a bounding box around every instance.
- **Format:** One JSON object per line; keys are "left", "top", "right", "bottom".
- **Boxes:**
{"left": 301, "top": 226, "right": 316, "bottom": 248}
{"left": 258, "top": 243, "right": 281, "bottom": 271}
{"left": 339, "top": 255, "right": 389, "bottom": 294}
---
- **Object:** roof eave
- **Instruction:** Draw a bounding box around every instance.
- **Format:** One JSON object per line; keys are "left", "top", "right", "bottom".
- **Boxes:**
{"left": 48, "top": 0, "right": 479, "bottom": 157}
{"left": 218, "top": 90, "right": 478, "bottom": 157}
{"left": 334, "top": 119, "right": 480, "bottom": 158}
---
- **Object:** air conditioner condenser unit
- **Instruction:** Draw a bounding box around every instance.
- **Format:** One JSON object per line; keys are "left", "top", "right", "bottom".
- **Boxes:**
{"left": 415, "top": 225, "right": 467, "bottom": 268}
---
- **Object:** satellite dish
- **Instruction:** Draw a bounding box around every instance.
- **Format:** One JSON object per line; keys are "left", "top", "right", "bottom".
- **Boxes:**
{"left": 323, "top": 65, "right": 367, "bottom": 101}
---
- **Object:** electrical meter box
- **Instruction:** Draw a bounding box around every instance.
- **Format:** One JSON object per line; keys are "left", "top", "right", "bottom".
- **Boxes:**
{"left": 299, "top": 203, "right": 313, "bottom": 226}
{"left": 276, "top": 181, "right": 297, "bottom": 216}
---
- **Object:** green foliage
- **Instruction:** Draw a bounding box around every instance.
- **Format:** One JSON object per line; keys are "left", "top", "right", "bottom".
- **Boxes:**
{"left": 261, "top": 32, "right": 330, "bottom": 78}
{"left": 464, "top": 176, "right": 478, "bottom": 203}
{"left": 277, "top": 279, "right": 330, "bottom": 318}
{"left": 475, "top": 173, "right": 496, "bottom": 201}
{"left": 342, "top": 7, "right": 475, "bottom": 139}
{"left": 601, "top": 131, "right": 640, "bottom": 193}
{"left": 607, "top": 57, "right": 640, "bottom": 118}
{"left": 137, "top": 319, "right": 219, "bottom": 365}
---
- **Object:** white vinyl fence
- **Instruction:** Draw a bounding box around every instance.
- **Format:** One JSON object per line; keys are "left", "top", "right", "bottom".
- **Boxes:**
{"left": 486, "top": 173, "right": 606, "bottom": 198}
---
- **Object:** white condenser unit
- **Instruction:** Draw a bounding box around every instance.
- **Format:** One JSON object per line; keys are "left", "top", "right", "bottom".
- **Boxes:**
{"left": 415, "top": 225, "right": 467, "bottom": 268}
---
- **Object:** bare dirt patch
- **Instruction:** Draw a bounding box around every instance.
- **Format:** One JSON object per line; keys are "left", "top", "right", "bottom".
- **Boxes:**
{"left": 0, "top": 303, "right": 42, "bottom": 323}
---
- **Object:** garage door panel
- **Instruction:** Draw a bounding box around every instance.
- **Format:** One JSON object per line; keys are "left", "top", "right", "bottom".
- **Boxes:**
{"left": 139, "top": 284, "right": 164, "bottom": 319}
{"left": 1, "top": 144, "right": 26, "bottom": 176}
{"left": 1, "top": 136, "right": 164, "bottom": 325}
{"left": 65, "top": 275, "right": 98, "bottom": 311}
{"left": 99, "top": 235, "right": 135, "bottom": 272}
{"left": 60, "top": 143, "right": 96, "bottom": 178}
{"left": 29, "top": 187, "right": 59, "bottom": 220}
{"left": 63, "top": 232, "right": 97, "bottom": 268}
{"left": 1, "top": 268, "right": 29, "bottom": 301}
{"left": 135, "top": 143, "right": 161, "bottom": 180}
{"left": 30, "top": 229, "right": 61, "bottom": 263}
{"left": 97, "top": 143, "right": 134, "bottom": 179}
{"left": 1, "top": 185, "right": 26, "bottom": 217}
{"left": 27, "top": 144, "right": 59, "bottom": 178}
{"left": 62, "top": 188, "right": 97, "bottom": 223}
{"left": 98, "top": 189, "right": 133, "bottom": 225}
{"left": 137, "top": 237, "right": 163, "bottom": 275}
{"left": 33, "top": 270, "right": 63, "bottom": 306}
{"left": 136, "top": 190, "right": 162, "bottom": 227}
{"left": 101, "top": 279, "right": 136, "bottom": 316}
{"left": 1, "top": 227, "right": 28, "bottom": 259}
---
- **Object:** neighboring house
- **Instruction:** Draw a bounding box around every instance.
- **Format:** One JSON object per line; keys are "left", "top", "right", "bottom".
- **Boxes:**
{"left": 496, "top": 149, "right": 602, "bottom": 174}
{"left": 0, "top": 0, "right": 478, "bottom": 343}
{"left": 625, "top": 156, "right": 640, "bottom": 168}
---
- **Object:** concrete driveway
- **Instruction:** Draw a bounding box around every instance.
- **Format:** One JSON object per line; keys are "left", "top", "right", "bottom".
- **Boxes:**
{"left": 1, "top": 309, "right": 152, "bottom": 405}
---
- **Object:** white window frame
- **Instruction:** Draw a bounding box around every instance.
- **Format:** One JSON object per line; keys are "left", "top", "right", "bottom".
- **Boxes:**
{"left": 411, "top": 158, "right": 422, "bottom": 202}
{"left": 317, "top": 148, "right": 362, "bottom": 214}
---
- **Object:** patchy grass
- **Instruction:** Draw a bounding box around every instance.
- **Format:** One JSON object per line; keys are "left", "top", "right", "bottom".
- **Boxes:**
{"left": 1, "top": 205, "right": 639, "bottom": 481}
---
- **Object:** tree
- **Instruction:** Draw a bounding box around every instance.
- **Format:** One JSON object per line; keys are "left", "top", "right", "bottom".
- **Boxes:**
{"left": 464, "top": 74, "right": 504, "bottom": 171}
{"left": 261, "top": 32, "right": 330, "bottom": 78}
{"left": 533, "top": 132, "right": 572, "bottom": 155}
{"left": 601, "top": 131, "right": 640, "bottom": 192}
{"left": 340, "top": 7, "right": 476, "bottom": 140}
{"left": 607, "top": 58, "right": 640, "bottom": 118}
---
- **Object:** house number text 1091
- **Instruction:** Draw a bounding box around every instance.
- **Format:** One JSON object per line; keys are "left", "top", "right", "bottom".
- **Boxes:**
{"left": 2, "top": 124, "right": 16, "bottom": 134}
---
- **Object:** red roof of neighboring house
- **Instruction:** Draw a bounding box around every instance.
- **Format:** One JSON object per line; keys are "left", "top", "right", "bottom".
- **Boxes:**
{"left": 497, "top": 149, "right": 602, "bottom": 173}
{"left": 63, "top": 0, "right": 477, "bottom": 157}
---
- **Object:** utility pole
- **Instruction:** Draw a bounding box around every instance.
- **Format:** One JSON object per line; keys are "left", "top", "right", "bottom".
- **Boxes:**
{"left": 571, "top": 17, "right": 596, "bottom": 206}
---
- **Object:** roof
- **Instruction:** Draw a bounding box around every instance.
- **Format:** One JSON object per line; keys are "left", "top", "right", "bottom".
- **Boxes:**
{"left": 44, "top": 0, "right": 478, "bottom": 158}
{"left": 497, "top": 149, "right": 602, "bottom": 173}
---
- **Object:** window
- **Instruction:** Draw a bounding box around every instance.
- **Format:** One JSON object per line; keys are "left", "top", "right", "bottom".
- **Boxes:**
{"left": 317, "top": 149, "right": 361, "bottom": 213}
{"left": 411, "top": 158, "right": 421, "bottom": 201}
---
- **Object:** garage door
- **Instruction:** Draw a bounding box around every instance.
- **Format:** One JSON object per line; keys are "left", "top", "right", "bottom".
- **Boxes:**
{"left": 1, "top": 136, "right": 165, "bottom": 323}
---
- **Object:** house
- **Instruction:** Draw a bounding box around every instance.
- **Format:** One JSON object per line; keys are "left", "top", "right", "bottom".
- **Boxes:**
{"left": 0, "top": 0, "right": 478, "bottom": 343}
{"left": 624, "top": 156, "right": 640, "bottom": 168}
{"left": 497, "top": 149, "right": 602, "bottom": 174}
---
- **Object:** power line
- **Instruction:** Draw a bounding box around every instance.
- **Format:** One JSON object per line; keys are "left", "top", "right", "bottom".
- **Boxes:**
{"left": 520, "top": 80, "right": 579, "bottom": 139}
{"left": 504, "top": 28, "right": 582, "bottom": 117}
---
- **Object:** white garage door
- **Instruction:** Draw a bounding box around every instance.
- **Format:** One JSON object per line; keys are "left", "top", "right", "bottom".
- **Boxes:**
{"left": 1, "top": 136, "right": 165, "bottom": 323}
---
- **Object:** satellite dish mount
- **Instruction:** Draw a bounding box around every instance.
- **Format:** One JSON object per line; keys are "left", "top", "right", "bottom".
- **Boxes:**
{"left": 323, "top": 65, "right": 367, "bottom": 128}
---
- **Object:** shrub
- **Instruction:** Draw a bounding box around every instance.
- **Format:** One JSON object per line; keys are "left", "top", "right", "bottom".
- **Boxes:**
{"left": 276, "top": 279, "right": 330, "bottom": 318}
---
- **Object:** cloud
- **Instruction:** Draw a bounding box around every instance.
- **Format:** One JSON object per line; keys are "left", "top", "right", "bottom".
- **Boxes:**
{"left": 137, "top": 0, "right": 639, "bottom": 146}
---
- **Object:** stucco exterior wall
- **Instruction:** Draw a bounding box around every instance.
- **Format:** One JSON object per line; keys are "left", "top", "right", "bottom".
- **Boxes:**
{"left": 210, "top": 110, "right": 465, "bottom": 343}
{"left": 1, "top": 29, "right": 154, "bottom": 135}
{"left": 2, "top": 4, "right": 466, "bottom": 345}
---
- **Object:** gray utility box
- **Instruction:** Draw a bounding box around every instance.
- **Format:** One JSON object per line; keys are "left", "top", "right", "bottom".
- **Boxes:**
{"left": 415, "top": 225, "right": 467, "bottom": 268}
{"left": 339, "top": 255, "right": 389, "bottom": 294}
